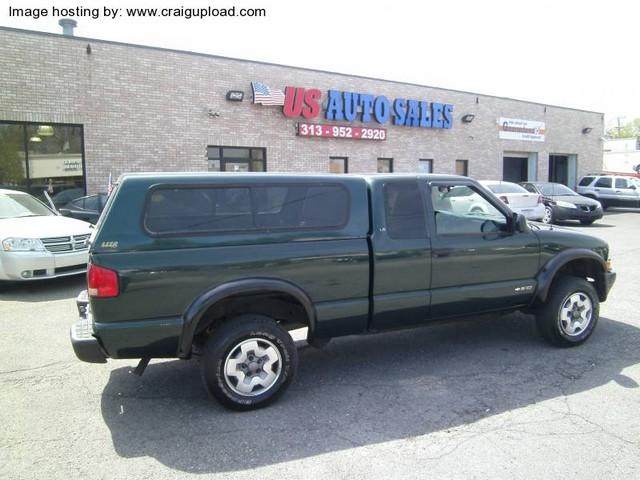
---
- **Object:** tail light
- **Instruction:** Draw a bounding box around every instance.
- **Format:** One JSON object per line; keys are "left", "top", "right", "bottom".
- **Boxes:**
{"left": 537, "top": 195, "right": 544, "bottom": 204}
{"left": 499, "top": 195, "right": 509, "bottom": 204}
{"left": 87, "top": 263, "right": 119, "bottom": 297}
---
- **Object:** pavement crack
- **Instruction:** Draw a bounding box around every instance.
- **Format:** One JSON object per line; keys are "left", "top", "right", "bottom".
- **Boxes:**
{"left": 0, "top": 361, "right": 74, "bottom": 376}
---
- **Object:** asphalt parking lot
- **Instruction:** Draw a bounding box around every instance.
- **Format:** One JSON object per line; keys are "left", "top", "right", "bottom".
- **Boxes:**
{"left": 1, "top": 211, "right": 639, "bottom": 480}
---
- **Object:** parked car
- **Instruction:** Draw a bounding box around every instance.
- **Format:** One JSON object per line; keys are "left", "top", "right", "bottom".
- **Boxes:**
{"left": 576, "top": 174, "right": 640, "bottom": 209}
{"left": 59, "top": 193, "right": 108, "bottom": 224}
{"left": 50, "top": 187, "right": 85, "bottom": 209}
{"left": 519, "top": 182, "right": 603, "bottom": 225}
{"left": 0, "top": 189, "right": 92, "bottom": 281}
{"left": 71, "top": 173, "right": 615, "bottom": 410}
{"left": 479, "top": 180, "right": 545, "bottom": 221}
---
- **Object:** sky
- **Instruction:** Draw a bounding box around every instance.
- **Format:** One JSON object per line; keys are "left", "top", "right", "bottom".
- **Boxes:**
{"left": 2, "top": 0, "right": 639, "bottom": 130}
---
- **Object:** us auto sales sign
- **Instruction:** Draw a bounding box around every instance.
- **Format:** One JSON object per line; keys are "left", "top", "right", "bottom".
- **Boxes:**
{"left": 251, "top": 82, "right": 454, "bottom": 141}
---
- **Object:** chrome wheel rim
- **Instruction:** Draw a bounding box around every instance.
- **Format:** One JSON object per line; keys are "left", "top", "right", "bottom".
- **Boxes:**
{"left": 542, "top": 207, "right": 552, "bottom": 224}
{"left": 224, "top": 338, "right": 282, "bottom": 396}
{"left": 558, "top": 292, "right": 593, "bottom": 336}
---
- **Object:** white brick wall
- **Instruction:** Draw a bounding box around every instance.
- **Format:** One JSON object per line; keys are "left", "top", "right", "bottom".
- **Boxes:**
{"left": 0, "top": 28, "right": 604, "bottom": 194}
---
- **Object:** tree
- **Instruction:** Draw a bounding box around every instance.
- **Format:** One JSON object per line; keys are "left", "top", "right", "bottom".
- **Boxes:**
{"left": 606, "top": 118, "right": 640, "bottom": 138}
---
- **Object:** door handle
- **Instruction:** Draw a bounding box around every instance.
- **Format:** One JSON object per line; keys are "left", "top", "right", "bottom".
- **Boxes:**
{"left": 336, "top": 257, "right": 355, "bottom": 263}
{"left": 434, "top": 249, "right": 453, "bottom": 258}
{"left": 615, "top": 190, "right": 622, "bottom": 193}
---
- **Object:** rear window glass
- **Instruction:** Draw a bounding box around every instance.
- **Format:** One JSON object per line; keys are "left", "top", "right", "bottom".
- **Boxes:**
{"left": 485, "top": 183, "right": 528, "bottom": 194}
{"left": 594, "top": 177, "right": 612, "bottom": 188}
{"left": 144, "top": 184, "right": 349, "bottom": 235}
{"left": 615, "top": 178, "right": 629, "bottom": 189}
{"left": 578, "top": 176, "right": 595, "bottom": 186}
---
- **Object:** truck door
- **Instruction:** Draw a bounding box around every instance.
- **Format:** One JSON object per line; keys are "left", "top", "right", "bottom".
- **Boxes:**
{"left": 370, "top": 178, "right": 432, "bottom": 330}
{"left": 426, "top": 180, "right": 539, "bottom": 318}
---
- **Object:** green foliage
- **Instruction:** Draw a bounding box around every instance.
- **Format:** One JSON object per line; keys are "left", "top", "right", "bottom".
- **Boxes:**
{"left": 0, "top": 126, "right": 26, "bottom": 186}
{"left": 606, "top": 118, "right": 640, "bottom": 138}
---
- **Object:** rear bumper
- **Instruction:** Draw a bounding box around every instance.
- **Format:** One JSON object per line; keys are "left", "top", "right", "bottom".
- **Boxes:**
{"left": 70, "top": 290, "right": 107, "bottom": 363}
{"left": 516, "top": 203, "right": 546, "bottom": 221}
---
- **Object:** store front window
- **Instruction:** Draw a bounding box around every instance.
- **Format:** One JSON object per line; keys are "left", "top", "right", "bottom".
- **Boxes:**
{"left": 456, "top": 159, "right": 469, "bottom": 176}
{"left": 0, "top": 122, "right": 85, "bottom": 207}
{"left": 207, "top": 146, "right": 266, "bottom": 172}
{"left": 377, "top": 158, "right": 393, "bottom": 173}
{"left": 329, "top": 157, "right": 348, "bottom": 174}
{"left": 419, "top": 159, "right": 433, "bottom": 173}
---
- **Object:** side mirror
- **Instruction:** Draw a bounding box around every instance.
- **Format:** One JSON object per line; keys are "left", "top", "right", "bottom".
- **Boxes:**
{"left": 630, "top": 185, "right": 637, "bottom": 190}
{"left": 58, "top": 208, "right": 71, "bottom": 216}
{"left": 513, "top": 213, "right": 529, "bottom": 233}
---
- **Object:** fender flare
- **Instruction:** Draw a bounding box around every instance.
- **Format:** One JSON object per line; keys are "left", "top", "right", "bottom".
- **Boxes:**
{"left": 178, "top": 278, "right": 316, "bottom": 357}
{"left": 534, "top": 248, "right": 607, "bottom": 304}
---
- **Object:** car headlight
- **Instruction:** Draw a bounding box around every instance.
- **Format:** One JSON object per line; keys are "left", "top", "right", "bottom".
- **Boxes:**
{"left": 2, "top": 238, "right": 46, "bottom": 252}
{"left": 555, "top": 200, "right": 577, "bottom": 209}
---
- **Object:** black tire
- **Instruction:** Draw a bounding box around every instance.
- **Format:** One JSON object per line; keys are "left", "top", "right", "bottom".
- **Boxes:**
{"left": 580, "top": 219, "right": 595, "bottom": 225}
{"left": 535, "top": 276, "right": 599, "bottom": 347}
{"left": 200, "top": 314, "right": 298, "bottom": 411}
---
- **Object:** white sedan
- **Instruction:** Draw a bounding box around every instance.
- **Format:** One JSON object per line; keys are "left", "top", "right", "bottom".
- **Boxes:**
{"left": 0, "top": 189, "right": 93, "bottom": 281}
{"left": 480, "top": 181, "right": 546, "bottom": 221}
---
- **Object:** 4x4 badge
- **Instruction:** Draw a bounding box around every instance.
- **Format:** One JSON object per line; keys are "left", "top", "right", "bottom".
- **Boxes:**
{"left": 515, "top": 285, "right": 533, "bottom": 292}
{"left": 100, "top": 241, "right": 119, "bottom": 249}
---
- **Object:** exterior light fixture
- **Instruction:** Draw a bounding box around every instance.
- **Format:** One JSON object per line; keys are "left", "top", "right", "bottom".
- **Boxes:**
{"left": 29, "top": 136, "right": 42, "bottom": 143}
{"left": 582, "top": 127, "right": 593, "bottom": 134}
{"left": 37, "top": 125, "right": 54, "bottom": 136}
{"left": 461, "top": 114, "right": 475, "bottom": 123}
{"left": 226, "top": 90, "right": 244, "bottom": 102}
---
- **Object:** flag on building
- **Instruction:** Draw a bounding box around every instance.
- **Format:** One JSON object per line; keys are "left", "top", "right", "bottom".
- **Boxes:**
{"left": 251, "top": 82, "right": 285, "bottom": 105}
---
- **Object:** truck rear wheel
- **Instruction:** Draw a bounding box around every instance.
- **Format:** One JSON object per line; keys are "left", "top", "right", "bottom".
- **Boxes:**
{"left": 535, "top": 276, "right": 599, "bottom": 347}
{"left": 200, "top": 314, "right": 298, "bottom": 410}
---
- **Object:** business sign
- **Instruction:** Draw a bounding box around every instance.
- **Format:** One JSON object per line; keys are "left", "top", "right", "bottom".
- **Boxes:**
{"left": 252, "top": 81, "right": 454, "bottom": 140}
{"left": 298, "top": 123, "right": 386, "bottom": 140}
{"left": 498, "top": 117, "right": 545, "bottom": 142}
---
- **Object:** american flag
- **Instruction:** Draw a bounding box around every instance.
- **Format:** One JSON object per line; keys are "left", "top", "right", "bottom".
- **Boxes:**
{"left": 252, "top": 81, "right": 285, "bottom": 105}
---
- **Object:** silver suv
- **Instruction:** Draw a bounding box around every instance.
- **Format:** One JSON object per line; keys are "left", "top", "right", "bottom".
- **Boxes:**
{"left": 576, "top": 174, "right": 640, "bottom": 209}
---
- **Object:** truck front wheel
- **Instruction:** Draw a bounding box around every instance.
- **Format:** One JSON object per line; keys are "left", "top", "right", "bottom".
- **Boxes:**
{"left": 200, "top": 314, "right": 298, "bottom": 410}
{"left": 535, "top": 276, "right": 599, "bottom": 347}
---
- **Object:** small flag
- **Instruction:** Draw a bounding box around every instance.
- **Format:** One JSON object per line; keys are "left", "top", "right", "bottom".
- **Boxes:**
{"left": 251, "top": 81, "right": 285, "bottom": 105}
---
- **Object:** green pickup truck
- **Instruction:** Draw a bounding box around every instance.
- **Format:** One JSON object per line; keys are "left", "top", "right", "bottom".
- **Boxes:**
{"left": 71, "top": 173, "right": 616, "bottom": 410}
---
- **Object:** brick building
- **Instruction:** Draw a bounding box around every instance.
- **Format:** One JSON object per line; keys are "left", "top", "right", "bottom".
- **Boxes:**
{"left": 0, "top": 26, "right": 604, "bottom": 199}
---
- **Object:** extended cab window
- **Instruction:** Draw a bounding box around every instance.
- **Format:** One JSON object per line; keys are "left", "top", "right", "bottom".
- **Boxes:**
{"left": 144, "top": 184, "right": 349, "bottom": 235}
{"left": 383, "top": 181, "right": 427, "bottom": 239}
{"left": 431, "top": 185, "right": 508, "bottom": 235}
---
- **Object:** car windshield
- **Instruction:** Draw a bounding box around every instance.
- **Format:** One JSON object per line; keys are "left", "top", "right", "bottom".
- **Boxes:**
{"left": 0, "top": 192, "right": 54, "bottom": 219}
{"left": 485, "top": 183, "right": 528, "bottom": 194}
{"left": 536, "top": 183, "right": 577, "bottom": 196}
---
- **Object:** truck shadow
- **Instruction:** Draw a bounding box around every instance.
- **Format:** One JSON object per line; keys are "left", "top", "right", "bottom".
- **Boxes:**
{"left": 101, "top": 314, "right": 639, "bottom": 473}
{"left": 0, "top": 275, "right": 85, "bottom": 302}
